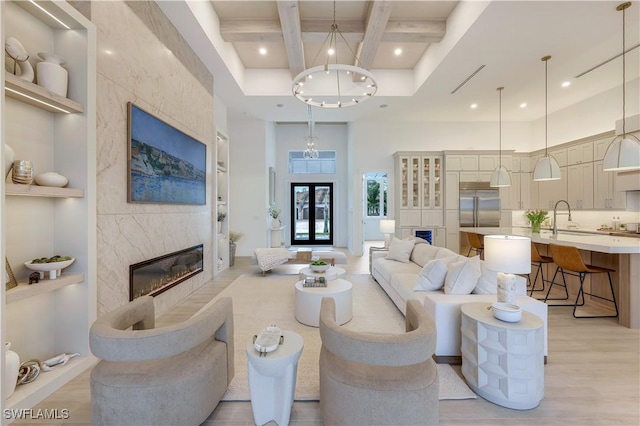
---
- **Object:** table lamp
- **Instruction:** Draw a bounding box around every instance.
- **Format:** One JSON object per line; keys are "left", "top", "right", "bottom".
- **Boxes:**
{"left": 379, "top": 219, "right": 396, "bottom": 249}
{"left": 483, "top": 235, "right": 531, "bottom": 305}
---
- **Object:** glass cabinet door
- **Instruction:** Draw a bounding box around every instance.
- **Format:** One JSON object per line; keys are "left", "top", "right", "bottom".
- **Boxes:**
{"left": 422, "top": 157, "right": 431, "bottom": 208}
{"left": 433, "top": 157, "right": 442, "bottom": 208}
{"left": 411, "top": 157, "right": 420, "bottom": 208}
{"left": 401, "top": 157, "right": 409, "bottom": 208}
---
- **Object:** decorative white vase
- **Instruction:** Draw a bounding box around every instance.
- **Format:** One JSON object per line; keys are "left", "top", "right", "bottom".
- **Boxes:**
{"left": 36, "top": 52, "right": 68, "bottom": 97}
{"left": 5, "top": 342, "right": 20, "bottom": 398}
{"left": 271, "top": 218, "right": 281, "bottom": 229}
{"left": 217, "top": 221, "right": 222, "bottom": 234}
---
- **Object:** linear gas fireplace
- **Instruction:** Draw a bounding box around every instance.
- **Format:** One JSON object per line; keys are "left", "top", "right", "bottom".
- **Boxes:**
{"left": 129, "top": 244, "right": 203, "bottom": 301}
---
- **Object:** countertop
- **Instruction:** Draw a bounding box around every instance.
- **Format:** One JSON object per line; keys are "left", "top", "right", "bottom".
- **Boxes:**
{"left": 461, "top": 227, "right": 640, "bottom": 254}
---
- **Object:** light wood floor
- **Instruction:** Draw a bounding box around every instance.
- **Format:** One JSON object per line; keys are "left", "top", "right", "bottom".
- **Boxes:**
{"left": 14, "top": 243, "right": 640, "bottom": 425}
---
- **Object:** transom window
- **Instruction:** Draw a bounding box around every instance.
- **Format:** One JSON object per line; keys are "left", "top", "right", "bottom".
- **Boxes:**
{"left": 289, "top": 151, "right": 336, "bottom": 174}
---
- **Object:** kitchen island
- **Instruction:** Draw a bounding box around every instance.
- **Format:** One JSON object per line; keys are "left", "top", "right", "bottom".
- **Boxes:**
{"left": 460, "top": 227, "right": 640, "bottom": 328}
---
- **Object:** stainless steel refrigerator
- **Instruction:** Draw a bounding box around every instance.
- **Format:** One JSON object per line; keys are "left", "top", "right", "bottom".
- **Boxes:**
{"left": 459, "top": 182, "right": 500, "bottom": 228}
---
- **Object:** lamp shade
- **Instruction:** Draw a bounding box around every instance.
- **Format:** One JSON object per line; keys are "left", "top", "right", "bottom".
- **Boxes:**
{"left": 533, "top": 154, "right": 561, "bottom": 181}
{"left": 379, "top": 219, "right": 396, "bottom": 234}
{"left": 483, "top": 235, "right": 531, "bottom": 274}
{"left": 490, "top": 165, "right": 512, "bottom": 187}
{"left": 602, "top": 135, "right": 640, "bottom": 171}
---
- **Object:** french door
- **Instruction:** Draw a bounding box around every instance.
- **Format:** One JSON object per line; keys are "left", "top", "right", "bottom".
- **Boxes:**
{"left": 291, "top": 183, "right": 333, "bottom": 246}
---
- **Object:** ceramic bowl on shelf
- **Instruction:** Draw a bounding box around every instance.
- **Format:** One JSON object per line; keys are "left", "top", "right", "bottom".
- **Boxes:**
{"left": 24, "top": 258, "right": 74, "bottom": 280}
{"left": 491, "top": 302, "right": 522, "bottom": 322}
{"left": 35, "top": 172, "right": 69, "bottom": 187}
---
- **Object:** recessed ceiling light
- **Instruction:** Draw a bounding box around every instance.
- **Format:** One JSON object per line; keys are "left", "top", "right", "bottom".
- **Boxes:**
{"left": 380, "top": 104, "right": 388, "bottom": 108}
{"left": 470, "top": 103, "right": 478, "bottom": 109}
{"left": 520, "top": 102, "right": 527, "bottom": 108}
{"left": 328, "top": 47, "right": 335, "bottom": 56}
{"left": 561, "top": 81, "right": 571, "bottom": 87}
{"left": 394, "top": 48, "right": 402, "bottom": 56}
{"left": 276, "top": 104, "right": 284, "bottom": 108}
{"left": 259, "top": 47, "right": 267, "bottom": 55}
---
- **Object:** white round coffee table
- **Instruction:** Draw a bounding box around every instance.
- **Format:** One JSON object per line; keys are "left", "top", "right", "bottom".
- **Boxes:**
{"left": 294, "top": 278, "right": 353, "bottom": 327}
{"left": 246, "top": 330, "right": 303, "bottom": 426}
{"left": 298, "top": 266, "right": 346, "bottom": 281}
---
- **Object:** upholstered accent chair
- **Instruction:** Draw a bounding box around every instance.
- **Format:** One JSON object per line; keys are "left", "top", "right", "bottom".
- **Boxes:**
{"left": 89, "top": 296, "right": 234, "bottom": 425}
{"left": 319, "top": 297, "right": 439, "bottom": 425}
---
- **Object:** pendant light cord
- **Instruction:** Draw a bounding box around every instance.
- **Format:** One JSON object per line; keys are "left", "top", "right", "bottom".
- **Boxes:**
{"left": 498, "top": 87, "right": 503, "bottom": 169}
{"left": 622, "top": 4, "right": 626, "bottom": 136}
{"left": 544, "top": 58, "right": 548, "bottom": 156}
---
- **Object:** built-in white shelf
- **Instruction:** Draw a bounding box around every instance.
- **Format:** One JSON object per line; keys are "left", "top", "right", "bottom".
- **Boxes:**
{"left": 217, "top": 164, "right": 227, "bottom": 172}
{"left": 5, "top": 356, "right": 96, "bottom": 411}
{"left": 5, "top": 183, "right": 84, "bottom": 198}
{"left": 6, "top": 274, "right": 85, "bottom": 304}
{"left": 217, "top": 200, "right": 227, "bottom": 205}
{"left": 4, "top": 73, "right": 83, "bottom": 114}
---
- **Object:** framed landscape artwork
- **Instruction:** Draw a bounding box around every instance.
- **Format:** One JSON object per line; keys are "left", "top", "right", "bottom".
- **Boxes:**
{"left": 127, "top": 102, "right": 206, "bottom": 205}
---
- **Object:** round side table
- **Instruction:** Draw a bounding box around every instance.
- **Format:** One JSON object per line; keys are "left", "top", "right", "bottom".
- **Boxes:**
{"left": 246, "top": 330, "right": 304, "bottom": 426}
{"left": 460, "top": 302, "right": 544, "bottom": 410}
{"left": 294, "top": 278, "right": 353, "bottom": 327}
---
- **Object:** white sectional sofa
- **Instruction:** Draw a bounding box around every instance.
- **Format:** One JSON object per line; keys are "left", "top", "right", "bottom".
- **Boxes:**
{"left": 371, "top": 238, "right": 548, "bottom": 364}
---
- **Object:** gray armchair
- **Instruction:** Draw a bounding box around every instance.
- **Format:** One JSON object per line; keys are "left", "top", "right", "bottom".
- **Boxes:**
{"left": 319, "top": 297, "right": 439, "bottom": 425}
{"left": 89, "top": 296, "right": 234, "bottom": 425}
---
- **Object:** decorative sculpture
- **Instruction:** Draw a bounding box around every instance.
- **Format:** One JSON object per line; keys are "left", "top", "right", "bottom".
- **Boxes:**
{"left": 5, "top": 36, "right": 34, "bottom": 82}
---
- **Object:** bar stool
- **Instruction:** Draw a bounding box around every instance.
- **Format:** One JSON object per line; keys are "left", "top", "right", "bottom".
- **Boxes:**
{"left": 544, "top": 244, "right": 618, "bottom": 318}
{"left": 466, "top": 233, "right": 484, "bottom": 258}
{"left": 529, "top": 242, "right": 554, "bottom": 297}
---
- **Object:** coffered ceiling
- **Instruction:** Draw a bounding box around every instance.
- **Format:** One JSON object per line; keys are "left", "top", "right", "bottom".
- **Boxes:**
{"left": 159, "top": 1, "right": 640, "bottom": 124}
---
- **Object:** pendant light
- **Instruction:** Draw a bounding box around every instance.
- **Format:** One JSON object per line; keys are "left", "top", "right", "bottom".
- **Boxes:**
{"left": 490, "top": 87, "right": 512, "bottom": 187}
{"left": 603, "top": 2, "right": 640, "bottom": 172}
{"left": 533, "top": 55, "right": 561, "bottom": 181}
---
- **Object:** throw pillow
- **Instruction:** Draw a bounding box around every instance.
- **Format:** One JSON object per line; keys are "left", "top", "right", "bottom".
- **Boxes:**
{"left": 414, "top": 259, "right": 448, "bottom": 291}
{"left": 385, "top": 237, "right": 416, "bottom": 263}
{"left": 473, "top": 264, "right": 498, "bottom": 294}
{"left": 444, "top": 256, "right": 482, "bottom": 295}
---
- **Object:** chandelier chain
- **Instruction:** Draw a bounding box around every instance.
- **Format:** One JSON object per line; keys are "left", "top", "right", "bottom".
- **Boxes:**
{"left": 622, "top": 3, "right": 626, "bottom": 135}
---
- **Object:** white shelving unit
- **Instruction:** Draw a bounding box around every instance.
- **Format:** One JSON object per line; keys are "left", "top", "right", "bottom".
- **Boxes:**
{"left": 215, "top": 132, "right": 229, "bottom": 273}
{"left": 1, "top": 0, "right": 96, "bottom": 418}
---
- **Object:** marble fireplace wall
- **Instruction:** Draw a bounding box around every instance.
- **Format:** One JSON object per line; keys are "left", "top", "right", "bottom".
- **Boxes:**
{"left": 92, "top": 1, "right": 214, "bottom": 316}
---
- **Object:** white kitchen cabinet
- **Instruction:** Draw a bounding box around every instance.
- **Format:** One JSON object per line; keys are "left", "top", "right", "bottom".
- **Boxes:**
{"left": 509, "top": 172, "right": 531, "bottom": 210}
{"left": 537, "top": 167, "right": 568, "bottom": 210}
{"left": 394, "top": 153, "right": 443, "bottom": 229}
{"left": 444, "top": 171, "right": 459, "bottom": 210}
{"left": 445, "top": 154, "right": 478, "bottom": 171}
{"left": 567, "top": 141, "right": 594, "bottom": 165}
{"left": 421, "top": 156, "right": 442, "bottom": 210}
{"left": 594, "top": 137, "right": 613, "bottom": 160}
{"left": 594, "top": 160, "right": 627, "bottom": 209}
{"left": 567, "top": 163, "right": 594, "bottom": 209}
{"left": 459, "top": 171, "right": 493, "bottom": 182}
{"left": 549, "top": 148, "right": 568, "bottom": 167}
{"left": 445, "top": 210, "right": 460, "bottom": 254}
{"left": 478, "top": 155, "right": 500, "bottom": 171}
{"left": 1, "top": 0, "right": 97, "bottom": 412}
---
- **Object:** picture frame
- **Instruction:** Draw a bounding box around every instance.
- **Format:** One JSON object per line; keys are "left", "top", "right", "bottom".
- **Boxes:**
{"left": 127, "top": 102, "right": 207, "bottom": 205}
{"left": 5, "top": 257, "right": 18, "bottom": 290}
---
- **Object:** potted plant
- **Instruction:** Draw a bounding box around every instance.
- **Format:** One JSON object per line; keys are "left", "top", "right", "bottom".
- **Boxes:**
{"left": 267, "top": 203, "right": 281, "bottom": 229}
{"left": 229, "top": 231, "right": 243, "bottom": 267}
{"left": 525, "top": 209, "right": 548, "bottom": 233}
{"left": 217, "top": 211, "right": 226, "bottom": 234}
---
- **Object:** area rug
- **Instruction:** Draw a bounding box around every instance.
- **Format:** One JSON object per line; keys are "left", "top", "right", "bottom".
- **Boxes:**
{"left": 212, "top": 273, "right": 476, "bottom": 401}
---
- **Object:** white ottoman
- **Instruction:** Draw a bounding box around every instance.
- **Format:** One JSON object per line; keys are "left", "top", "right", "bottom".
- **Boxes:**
{"left": 295, "top": 278, "right": 353, "bottom": 327}
{"left": 246, "top": 330, "right": 304, "bottom": 426}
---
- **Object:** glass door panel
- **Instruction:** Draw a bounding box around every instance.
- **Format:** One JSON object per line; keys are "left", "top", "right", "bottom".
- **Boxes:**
{"left": 291, "top": 183, "right": 333, "bottom": 245}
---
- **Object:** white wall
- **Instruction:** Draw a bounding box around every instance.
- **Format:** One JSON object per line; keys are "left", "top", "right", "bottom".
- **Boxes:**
{"left": 275, "top": 123, "right": 349, "bottom": 247}
{"left": 229, "top": 120, "right": 269, "bottom": 256}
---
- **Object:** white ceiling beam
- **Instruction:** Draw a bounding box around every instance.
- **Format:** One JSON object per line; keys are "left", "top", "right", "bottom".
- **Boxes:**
{"left": 383, "top": 20, "right": 446, "bottom": 43}
{"left": 219, "top": 19, "right": 444, "bottom": 44}
{"left": 277, "top": 1, "right": 305, "bottom": 78}
{"left": 356, "top": 1, "right": 393, "bottom": 70}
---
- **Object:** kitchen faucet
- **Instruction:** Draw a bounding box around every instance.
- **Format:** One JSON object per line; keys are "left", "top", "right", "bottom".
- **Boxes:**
{"left": 553, "top": 200, "right": 572, "bottom": 235}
